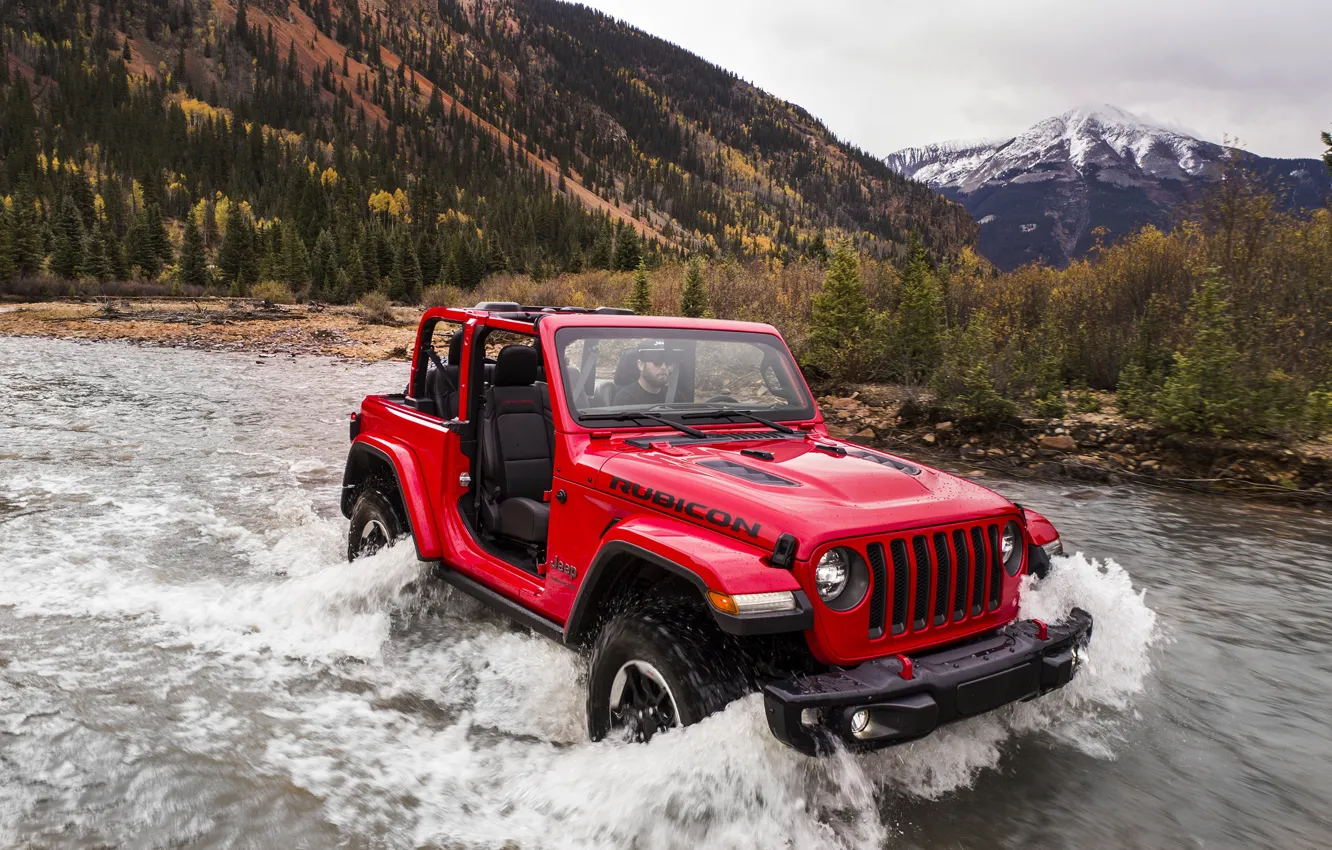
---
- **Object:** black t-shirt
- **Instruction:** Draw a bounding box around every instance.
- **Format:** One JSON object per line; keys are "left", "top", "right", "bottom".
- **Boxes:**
{"left": 613, "top": 381, "right": 666, "bottom": 407}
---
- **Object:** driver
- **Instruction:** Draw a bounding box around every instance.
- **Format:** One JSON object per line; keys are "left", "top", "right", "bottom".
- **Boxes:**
{"left": 613, "top": 340, "right": 674, "bottom": 406}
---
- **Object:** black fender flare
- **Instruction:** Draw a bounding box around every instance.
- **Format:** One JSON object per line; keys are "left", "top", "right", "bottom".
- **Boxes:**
{"left": 341, "top": 438, "right": 442, "bottom": 560}
{"left": 562, "top": 541, "right": 813, "bottom": 646}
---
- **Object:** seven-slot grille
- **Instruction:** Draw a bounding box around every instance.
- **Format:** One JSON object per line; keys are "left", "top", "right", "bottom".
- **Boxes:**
{"left": 862, "top": 521, "right": 1011, "bottom": 639}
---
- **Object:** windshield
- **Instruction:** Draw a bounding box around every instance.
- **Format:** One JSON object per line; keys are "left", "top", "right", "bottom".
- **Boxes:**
{"left": 554, "top": 327, "right": 815, "bottom": 425}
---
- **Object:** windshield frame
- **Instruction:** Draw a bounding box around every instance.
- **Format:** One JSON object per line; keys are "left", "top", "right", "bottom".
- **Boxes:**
{"left": 553, "top": 325, "right": 816, "bottom": 429}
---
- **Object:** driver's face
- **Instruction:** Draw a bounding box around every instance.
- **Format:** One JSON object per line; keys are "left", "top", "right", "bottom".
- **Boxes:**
{"left": 638, "top": 357, "right": 672, "bottom": 389}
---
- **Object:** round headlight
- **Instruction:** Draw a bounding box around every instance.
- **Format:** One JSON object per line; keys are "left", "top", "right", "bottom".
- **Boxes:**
{"left": 815, "top": 549, "right": 850, "bottom": 601}
{"left": 1002, "top": 521, "right": 1024, "bottom": 576}
{"left": 814, "top": 547, "right": 871, "bottom": 611}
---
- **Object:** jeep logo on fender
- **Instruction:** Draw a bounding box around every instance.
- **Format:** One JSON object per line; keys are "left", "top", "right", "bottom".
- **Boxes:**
{"left": 549, "top": 556, "right": 578, "bottom": 581}
{"left": 606, "top": 476, "right": 762, "bottom": 539}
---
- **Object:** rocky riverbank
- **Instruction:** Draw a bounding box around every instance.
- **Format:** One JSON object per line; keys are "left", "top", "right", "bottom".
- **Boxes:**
{"left": 3, "top": 297, "right": 1329, "bottom": 506}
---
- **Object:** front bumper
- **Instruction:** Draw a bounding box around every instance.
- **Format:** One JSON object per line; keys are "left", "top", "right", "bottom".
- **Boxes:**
{"left": 763, "top": 609, "right": 1093, "bottom": 754}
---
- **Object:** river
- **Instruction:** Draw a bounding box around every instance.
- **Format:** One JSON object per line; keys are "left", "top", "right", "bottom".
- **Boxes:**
{"left": 1, "top": 336, "right": 1328, "bottom": 849}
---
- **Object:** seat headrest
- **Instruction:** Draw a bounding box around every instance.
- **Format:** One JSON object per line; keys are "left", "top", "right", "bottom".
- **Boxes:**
{"left": 447, "top": 329, "right": 464, "bottom": 365}
{"left": 614, "top": 348, "right": 641, "bottom": 386}
{"left": 495, "top": 345, "right": 539, "bottom": 387}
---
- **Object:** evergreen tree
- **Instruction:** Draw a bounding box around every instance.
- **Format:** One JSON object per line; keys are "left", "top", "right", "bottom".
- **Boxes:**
{"left": 202, "top": 200, "right": 219, "bottom": 250}
{"left": 419, "top": 234, "right": 441, "bottom": 287}
{"left": 309, "top": 229, "right": 338, "bottom": 300}
{"left": 680, "top": 256, "right": 708, "bottom": 318}
{"left": 9, "top": 189, "right": 44, "bottom": 277}
{"left": 179, "top": 213, "right": 209, "bottom": 289}
{"left": 82, "top": 222, "right": 112, "bottom": 283}
{"left": 588, "top": 224, "right": 613, "bottom": 270}
{"left": 124, "top": 215, "right": 157, "bottom": 279}
{"left": 0, "top": 206, "right": 15, "bottom": 282}
{"left": 1155, "top": 272, "right": 1249, "bottom": 437}
{"left": 612, "top": 221, "right": 641, "bottom": 271}
{"left": 390, "top": 234, "right": 422, "bottom": 303}
{"left": 1323, "top": 128, "right": 1331, "bottom": 175}
{"left": 278, "top": 223, "right": 310, "bottom": 293}
{"left": 48, "top": 200, "right": 83, "bottom": 278}
{"left": 345, "top": 242, "right": 369, "bottom": 301}
{"left": 217, "top": 208, "right": 257, "bottom": 294}
{"left": 108, "top": 238, "right": 130, "bottom": 282}
{"left": 806, "top": 241, "right": 869, "bottom": 379}
{"left": 629, "top": 259, "right": 651, "bottom": 314}
{"left": 895, "top": 240, "right": 944, "bottom": 384}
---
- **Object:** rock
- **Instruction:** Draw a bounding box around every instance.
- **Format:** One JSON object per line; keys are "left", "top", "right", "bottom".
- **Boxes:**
{"left": 1140, "top": 459, "right": 1161, "bottom": 471}
{"left": 922, "top": 433, "right": 937, "bottom": 445}
{"left": 829, "top": 397, "right": 860, "bottom": 410}
{"left": 985, "top": 448, "right": 1007, "bottom": 457}
{"left": 935, "top": 421, "right": 954, "bottom": 432}
{"left": 1039, "top": 435, "right": 1077, "bottom": 452}
{"left": 855, "top": 428, "right": 875, "bottom": 438}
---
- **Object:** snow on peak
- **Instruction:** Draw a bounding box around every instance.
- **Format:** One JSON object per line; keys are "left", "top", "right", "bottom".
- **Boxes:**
{"left": 888, "top": 104, "right": 1221, "bottom": 191}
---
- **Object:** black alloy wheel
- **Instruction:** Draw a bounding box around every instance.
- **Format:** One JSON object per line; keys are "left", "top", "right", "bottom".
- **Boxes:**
{"left": 586, "top": 603, "right": 750, "bottom": 743}
{"left": 347, "top": 488, "right": 405, "bottom": 562}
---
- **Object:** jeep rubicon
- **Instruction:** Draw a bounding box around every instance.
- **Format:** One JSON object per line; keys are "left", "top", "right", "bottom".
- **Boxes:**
{"left": 341, "top": 303, "right": 1091, "bottom": 754}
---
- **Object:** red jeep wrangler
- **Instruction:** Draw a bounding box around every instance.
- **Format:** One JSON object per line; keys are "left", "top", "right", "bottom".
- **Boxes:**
{"left": 342, "top": 303, "right": 1091, "bottom": 754}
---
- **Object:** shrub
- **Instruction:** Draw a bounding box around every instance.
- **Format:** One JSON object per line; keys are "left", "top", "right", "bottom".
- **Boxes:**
{"left": 421, "top": 284, "right": 464, "bottom": 308}
{"left": 932, "top": 310, "right": 1018, "bottom": 425}
{"left": 251, "top": 280, "right": 295, "bottom": 305}
{"left": 355, "top": 291, "right": 397, "bottom": 324}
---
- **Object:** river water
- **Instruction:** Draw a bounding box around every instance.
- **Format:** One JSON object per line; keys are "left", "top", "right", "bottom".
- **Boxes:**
{"left": 0, "top": 336, "right": 1328, "bottom": 849}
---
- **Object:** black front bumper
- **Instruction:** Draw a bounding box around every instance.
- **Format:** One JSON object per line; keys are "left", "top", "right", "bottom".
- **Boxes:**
{"left": 763, "top": 609, "right": 1093, "bottom": 755}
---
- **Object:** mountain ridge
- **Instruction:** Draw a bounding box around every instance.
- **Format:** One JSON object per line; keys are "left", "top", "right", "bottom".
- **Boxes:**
{"left": 887, "top": 105, "right": 1331, "bottom": 269}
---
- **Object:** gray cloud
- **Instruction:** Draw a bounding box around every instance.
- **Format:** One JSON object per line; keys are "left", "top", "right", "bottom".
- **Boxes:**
{"left": 573, "top": 0, "right": 1332, "bottom": 159}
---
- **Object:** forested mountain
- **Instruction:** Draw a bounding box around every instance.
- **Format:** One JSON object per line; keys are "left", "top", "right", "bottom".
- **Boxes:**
{"left": 0, "top": 0, "right": 974, "bottom": 300}
{"left": 888, "top": 105, "right": 1332, "bottom": 270}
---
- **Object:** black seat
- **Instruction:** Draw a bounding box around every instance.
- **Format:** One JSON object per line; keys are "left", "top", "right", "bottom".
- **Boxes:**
{"left": 594, "top": 349, "right": 643, "bottom": 407}
{"left": 433, "top": 330, "right": 465, "bottom": 419}
{"left": 480, "top": 345, "right": 553, "bottom": 545}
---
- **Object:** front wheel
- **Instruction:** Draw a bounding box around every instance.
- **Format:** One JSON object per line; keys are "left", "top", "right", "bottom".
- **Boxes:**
{"left": 586, "top": 604, "right": 750, "bottom": 743}
{"left": 347, "top": 488, "right": 405, "bottom": 561}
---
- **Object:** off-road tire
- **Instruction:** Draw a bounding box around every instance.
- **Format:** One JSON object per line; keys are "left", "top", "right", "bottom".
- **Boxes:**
{"left": 586, "top": 603, "right": 750, "bottom": 743}
{"left": 347, "top": 488, "right": 405, "bottom": 562}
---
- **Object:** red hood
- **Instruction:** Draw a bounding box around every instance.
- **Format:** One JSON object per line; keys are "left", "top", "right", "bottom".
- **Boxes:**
{"left": 594, "top": 433, "right": 1015, "bottom": 560}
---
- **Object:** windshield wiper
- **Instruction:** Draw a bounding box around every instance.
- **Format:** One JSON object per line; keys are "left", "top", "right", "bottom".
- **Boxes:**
{"left": 579, "top": 411, "right": 708, "bottom": 438}
{"left": 681, "top": 408, "right": 796, "bottom": 434}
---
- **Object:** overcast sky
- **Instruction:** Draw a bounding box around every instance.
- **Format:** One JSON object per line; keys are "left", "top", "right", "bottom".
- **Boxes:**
{"left": 573, "top": 0, "right": 1332, "bottom": 160}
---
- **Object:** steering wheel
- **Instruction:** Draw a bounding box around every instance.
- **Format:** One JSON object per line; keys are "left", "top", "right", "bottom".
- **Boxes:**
{"left": 704, "top": 395, "right": 739, "bottom": 404}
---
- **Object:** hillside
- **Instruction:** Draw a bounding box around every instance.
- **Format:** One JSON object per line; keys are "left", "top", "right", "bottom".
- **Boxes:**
{"left": 887, "top": 105, "right": 1332, "bottom": 269}
{"left": 0, "top": 0, "right": 974, "bottom": 301}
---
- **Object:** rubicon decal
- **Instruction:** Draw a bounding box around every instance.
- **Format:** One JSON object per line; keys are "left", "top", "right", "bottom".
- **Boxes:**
{"left": 606, "top": 476, "right": 762, "bottom": 539}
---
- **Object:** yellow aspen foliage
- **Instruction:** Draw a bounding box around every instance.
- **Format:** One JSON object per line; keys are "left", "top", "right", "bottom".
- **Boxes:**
{"left": 320, "top": 168, "right": 339, "bottom": 188}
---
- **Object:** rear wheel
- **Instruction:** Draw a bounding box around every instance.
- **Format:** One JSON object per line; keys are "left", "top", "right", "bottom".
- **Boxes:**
{"left": 347, "top": 488, "right": 405, "bottom": 561}
{"left": 586, "top": 603, "right": 750, "bottom": 743}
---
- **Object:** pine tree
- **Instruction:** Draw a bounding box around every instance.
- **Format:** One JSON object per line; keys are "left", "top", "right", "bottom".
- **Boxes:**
{"left": 588, "top": 224, "right": 613, "bottom": 270}
{"left": 108, "top": 238, "right": 130, "bottom": 282}
{"left": 82, "top": 222, "right": 112, "bottom": 283}
{"left": 10, "top": 189, "right": 44, "bottom": 277}
{"left": 309, "top": 229, "right": 337, "bottom": 300}
{"left": 217, "top": 208, "right": 257, "bottom": 294}
{"left": 390, "top": 234, "right": 422, "bottom": 303}
{"left": 680, "top": 256, "right": 708, "bottom": 318}
{"left": 179, "top": 213, "right": 209, "bottom": 289}
{"left": 0, "top": 206, "right": 16, "bottom": 282}
{"left": 895, "top": 240, "right": 944, "bottom": 384}
{"left": 124, "top": 215, "right": 158, "bottom": 279}
{"left": 629, "top": 259, "right": 651, "bottom": 314}
{"left": 1323, "top": 128, "right": 1332, "bottom": 175}
{"left": 345, "top": 243, "right": 368, "bottom": 301}
{"left": 202, "top": 200, "right": 219, "bottom": 250}
{"left": 806, "top": 241, "right": 869, "bottom": 378}
{"left": 278, "top": 223, "right": 310, "bottom": 293}
{"left": 612, "top": 220, "right": 641, "bottom": 271}
{"left": 1155, "top": 272, "right": 1249, "bottom": 437}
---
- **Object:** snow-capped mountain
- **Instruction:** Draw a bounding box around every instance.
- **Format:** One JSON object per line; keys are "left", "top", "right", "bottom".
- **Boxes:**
{"left": 887, "top": 105, "right": 1331, "bottom": 269}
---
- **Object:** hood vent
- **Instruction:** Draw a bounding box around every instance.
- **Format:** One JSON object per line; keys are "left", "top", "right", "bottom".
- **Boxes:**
{"left": 697, "top": 459, "right": 800, "bottom": 487}
{"left": 845, "top": 448, "right": 921, "bottom": 476}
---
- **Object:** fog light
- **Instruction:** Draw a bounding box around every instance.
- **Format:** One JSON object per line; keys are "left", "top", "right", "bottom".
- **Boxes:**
{"left": 850, "top": 709, "right": 871, "bottom": 736}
